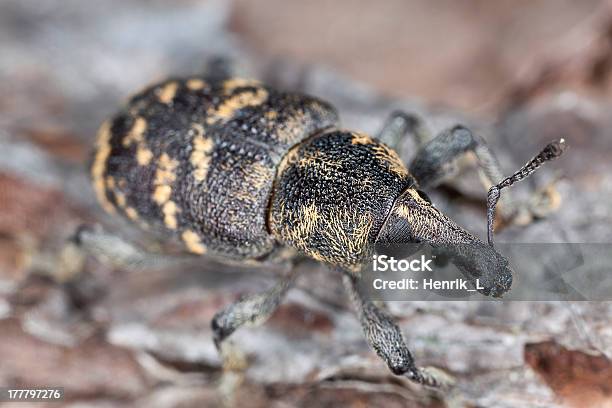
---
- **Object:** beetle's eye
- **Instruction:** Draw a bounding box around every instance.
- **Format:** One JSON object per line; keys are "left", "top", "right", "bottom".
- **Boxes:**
{"left": 416, "top": 189, "right": 432, "bottom": 204}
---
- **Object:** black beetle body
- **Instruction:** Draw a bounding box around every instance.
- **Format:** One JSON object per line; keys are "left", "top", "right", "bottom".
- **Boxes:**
{"left": 92, "top": 76, "right": 446, "bottom": 271}
{"left": 89, "top": 75, "right": 566, "bottom": 388}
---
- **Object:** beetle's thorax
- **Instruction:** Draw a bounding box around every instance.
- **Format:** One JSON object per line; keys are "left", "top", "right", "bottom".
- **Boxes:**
{"left": 268, "top": 129, "right": 415, "bottom": 270}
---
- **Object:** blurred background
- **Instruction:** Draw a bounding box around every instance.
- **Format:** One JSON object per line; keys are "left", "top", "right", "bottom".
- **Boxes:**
{"left": 1, "top": 1, "right": 611, "bottom": 407}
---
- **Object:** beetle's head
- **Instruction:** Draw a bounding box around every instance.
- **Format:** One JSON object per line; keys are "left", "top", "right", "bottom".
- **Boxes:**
{"left": 377, "top": 188, "right": 513, "bottom": 297}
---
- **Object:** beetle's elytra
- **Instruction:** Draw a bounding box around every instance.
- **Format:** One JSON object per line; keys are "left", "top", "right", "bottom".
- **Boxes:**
{"left": 92, "top": 78, "right": 335, "bottom": 258}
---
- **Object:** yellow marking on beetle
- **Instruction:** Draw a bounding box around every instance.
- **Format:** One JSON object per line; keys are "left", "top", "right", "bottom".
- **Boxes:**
{"left": 191, "top": 123, "right": 205, "bottom": 137}
{"left": 105, "top": 176, "right": 116, "bottom": 190}
{"left": 309, "top": 250, "right": 325, "bottom": 262}
{"left": 293, "top": 204, "right": 320, "bottom": 241}
{"left": 152, "top": 153, "right": 180, "bottom": 228}
{"left": 121, "top": 117, "right": 154, "bottom": 167}
{"left": 275, "top": 202, "right": 321, "bottom": 246}
{"left": 372, "top": 144, "right": 408, "bottom": 177}
{"left": 275, "top": 115, "right": 305, "bottom": 144}
{"left": 206, "top": 87, "right": 268, "bottom": 124}
{"left": 125, "top": 207, "right": 151, "bottom": 231}
{"left": 395, "top": 203, "right": 411, "bottom": 219}
{"left": 281, "top": 207, "right": 374, "bottom": 269}
{"left": 394, "top": 194, "right": 437, "bottom": 240}
{"left": 264, "top": 110, "right": 278, "bottom": 120}
{"left": 405, "top": 188, "right": 434, "bottom": 206}
{"left": 122, "top": 117, "right": 147, "bottom": 147}
{"left": 154, "top": 153, "right": 179, "bottom": 186}
{"left": 350, "top": 131, "right": 407, "bottom": 176}
{"left": 156, "top": 81, "right": 178, "bottom": 104}
{"left": 351, "top": 132, "right": 374, "bottom": 145}
{"left": 277, "top": 144, "right": 300, "bottom": 175}
{"left": 320, "top": 210, "right": 373, "bottom": 260}
{"left": 91, "top": 120, "right": 115, "bottom": 214}
{"left": 222, "top": 78, "right": 261, "bottom": 94}
{"left": 136, "top": 146, "right": 153, "bottom": 166}
{"left": 186, "top": 78, "right": 206, "bottom": 90}
{"left": 125, "top": 207, "right": 139, "bottom": 221}
{"left": 395, "top": 189, "right": 433, "bottom": 223}
{"left": 190, "top": 127, "right": 214, "bottom": 182}
{"left": 153, "top": 185, "right": 172, "bottom": 205}
{"left": 182, "top": 230, "right": 206, "bottom": 254}
{"left": 114, "top": 191, "right": 127, "bottom": 208}
{"left": 274, "top": 201, "right": 372, "bottom": 269}
{"left": 162, "top": 201, "right": 179, "bottom": 229}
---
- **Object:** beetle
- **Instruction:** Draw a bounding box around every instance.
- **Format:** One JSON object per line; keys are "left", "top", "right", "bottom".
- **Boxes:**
{"left": 84, "top": 70, "right": 566, "bottom": 388}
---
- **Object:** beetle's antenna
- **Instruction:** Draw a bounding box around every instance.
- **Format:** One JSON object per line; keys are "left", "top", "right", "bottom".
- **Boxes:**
{"left": 487, "top": 138, "right": 567, "bottom": 246}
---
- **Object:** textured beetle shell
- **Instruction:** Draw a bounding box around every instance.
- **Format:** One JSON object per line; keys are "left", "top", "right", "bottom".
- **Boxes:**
{"left": 91, "top": 77, "right": 338, "bottom": 259}
{"left": 269, "top": 130, "right": 417, "bottom": 270}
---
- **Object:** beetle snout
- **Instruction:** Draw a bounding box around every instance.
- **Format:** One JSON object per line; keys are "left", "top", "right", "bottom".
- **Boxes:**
{"left": 445, "top": 243, "right": 513, "bottom": 298}
{"left": 473, "top": 249, "right": 513, "bottom": 298}
{"left": 480, "top": 262, "right": 513, "bottom": 298}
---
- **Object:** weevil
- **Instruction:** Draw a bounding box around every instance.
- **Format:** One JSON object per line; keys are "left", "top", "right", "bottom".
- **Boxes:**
{"left": 85, "top": 69, "right": 566, "bottom": 388}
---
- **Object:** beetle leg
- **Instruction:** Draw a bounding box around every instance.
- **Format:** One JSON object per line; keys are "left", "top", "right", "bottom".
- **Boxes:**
{"left": 211, "top": 266, "right": 299, "bottom": 365}
{"left": 408, "top": 123, "right": 528, "bottom": 229}
{"left": 378, "top": 111, "right": 508, "bottom": 196}
{"left": 408, "top": 124, "right": 505, "bottom": 191}
{"left": 393, "top": 117, "right": 566, "bottom": 244}
{"left": 70, "top": 224, "right": 185, "bottom": 271}
{"left": 342, "top": 274, "right": 454, "bottom": 388}
{"left": 377, "top": 112, "right": 515, "bottom": 219}
{"left": 211, "top": 265, "right": 298, "bottom": 403}
{"left": 376, "top": 111, "right": 431, "bottom": 159}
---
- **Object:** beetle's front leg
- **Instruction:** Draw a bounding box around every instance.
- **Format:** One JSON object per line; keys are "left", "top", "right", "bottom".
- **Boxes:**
{"left": 378, "top": 112, "right": 512, "bottom": 213}
{"left": 377, "top": 110, "right": 431, "bottom": 158}
{"left": 379, "top": 111, "right": 562, "bottom": 227}
{"left": 379, "top": 113, "right": 508, "bottom": 201}
{"left": 342, "top": 274, "right": 453, "bottom": 388}
{"left": 406, "top": 121, "right": 565, "bottom": 245}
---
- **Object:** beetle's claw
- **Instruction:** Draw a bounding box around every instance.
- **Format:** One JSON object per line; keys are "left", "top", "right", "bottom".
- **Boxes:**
{"left": 405, "top": 366, "right": 456, "bottom": 389}
{"left": 550, "top": 138, "right": 567, "bottom": 157}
